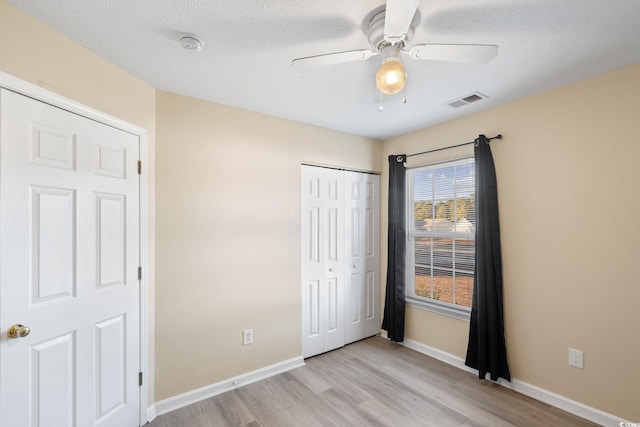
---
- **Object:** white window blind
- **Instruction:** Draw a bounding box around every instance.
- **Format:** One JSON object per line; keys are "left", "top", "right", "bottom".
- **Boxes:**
{"left": 406, "top": 157, "right": 475, "bottom": 318}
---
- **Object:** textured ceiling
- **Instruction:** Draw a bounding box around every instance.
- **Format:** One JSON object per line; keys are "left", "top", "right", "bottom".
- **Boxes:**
{"left": 8, "top": 0, "right": 640, "bottom": 140}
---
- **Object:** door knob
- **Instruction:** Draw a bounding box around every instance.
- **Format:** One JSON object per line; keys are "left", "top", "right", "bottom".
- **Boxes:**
{"left": 7, "top": 324, "right": 30, "bottom": 339}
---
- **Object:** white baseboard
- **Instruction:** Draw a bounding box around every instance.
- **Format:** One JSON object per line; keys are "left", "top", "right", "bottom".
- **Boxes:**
{"left": 145, "top": 405, "right": 157, "bottom": 424}
{"left": 401, "top": 337, "right": 627, "bottom": 427}
{"left": 152, "top": 356, "right": 305, "bottom": 418}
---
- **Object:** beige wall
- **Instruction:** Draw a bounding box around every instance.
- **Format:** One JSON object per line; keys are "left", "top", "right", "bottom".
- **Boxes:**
{"left": 154, "top": 91, "right": 382, "bottom": 400}
{"left": 0, "top": 0, "right": 158, "bottom": 404}
{"left": 382, "top": 63, "right": 640, "bottom": 421}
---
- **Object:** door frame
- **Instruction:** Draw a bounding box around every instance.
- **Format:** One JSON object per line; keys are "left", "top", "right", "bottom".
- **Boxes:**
{"left": 0, "top": 71, "right": 150, "bottom": 425}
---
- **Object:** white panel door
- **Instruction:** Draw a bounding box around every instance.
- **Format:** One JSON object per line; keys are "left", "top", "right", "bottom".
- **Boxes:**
{"left": 0, "top": 89, "right": 140, "bottom": 427}
{"left": 301, "top": 166, "right": 345, "bottom": 358}
{"left": 344, "top": 171, "right": 380, "bottom": 344}
{"left": 301, "top": 166, "right": 324, "bottom": 358}
{"left": 322, "top": 168, "right": 346, "bottom": 353}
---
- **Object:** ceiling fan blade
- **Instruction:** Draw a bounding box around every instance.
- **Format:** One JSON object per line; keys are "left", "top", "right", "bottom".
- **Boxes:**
{"left": 408, "top": 44, "right": 498, "bottom": 63}
{"left": 291, "top": 49, "right": 376, "bottom": 70}
{"left": 384, "top": 0, "right": 419, "bottom": 43}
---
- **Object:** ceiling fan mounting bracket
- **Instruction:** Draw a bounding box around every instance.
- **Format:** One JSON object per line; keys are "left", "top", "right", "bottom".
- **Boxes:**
{"left": 366, "top": 8, "right": 415, "bottom": 51}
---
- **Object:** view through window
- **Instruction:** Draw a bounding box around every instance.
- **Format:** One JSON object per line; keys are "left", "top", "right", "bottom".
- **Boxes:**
{"left": 406, "top": 157, "right": 475, "bottom": 314}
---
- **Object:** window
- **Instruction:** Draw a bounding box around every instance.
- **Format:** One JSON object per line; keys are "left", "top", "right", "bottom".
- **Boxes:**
{"left": 406, "top": 157, "right": 475, "bottom": 319}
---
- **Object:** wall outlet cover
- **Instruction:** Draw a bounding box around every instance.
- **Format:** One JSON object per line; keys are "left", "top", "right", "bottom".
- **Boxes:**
{"left": 242, "top": 329, "right": 253, "bottom": 346}
{"left": 569, "top": 348, "right": 584, "bottom": 369}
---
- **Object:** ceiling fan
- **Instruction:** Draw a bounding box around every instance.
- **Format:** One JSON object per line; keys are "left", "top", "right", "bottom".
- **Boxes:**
{"left": 291, "top": 0, "right": 498, "bottom": 98}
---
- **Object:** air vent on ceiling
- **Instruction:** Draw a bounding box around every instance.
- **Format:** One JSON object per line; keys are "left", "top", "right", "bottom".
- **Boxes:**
{"left": 446, "top": 92, "right": 488, "bottom": 108}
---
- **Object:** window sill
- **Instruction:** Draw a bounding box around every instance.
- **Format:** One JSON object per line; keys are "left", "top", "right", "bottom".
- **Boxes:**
{"left": 405, "top": 296, "right": 471, "bottom": 321}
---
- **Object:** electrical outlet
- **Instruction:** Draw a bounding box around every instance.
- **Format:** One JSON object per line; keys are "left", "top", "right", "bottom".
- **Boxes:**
{"left": 242, "top": 329, "right": 253, "bottom": 346}
{"left": 568, "top": 348, "right": 584, "bottom": 369}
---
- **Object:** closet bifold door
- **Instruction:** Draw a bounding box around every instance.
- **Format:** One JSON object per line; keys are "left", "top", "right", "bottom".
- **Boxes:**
{"left": 344, "top": 171, "right": 380, "bottom": 344}
{"left": 301, "top": 165, "right": 380, "bottom": 358}
{"left": 301, "top": 166, "right": 345, "bottom": 358}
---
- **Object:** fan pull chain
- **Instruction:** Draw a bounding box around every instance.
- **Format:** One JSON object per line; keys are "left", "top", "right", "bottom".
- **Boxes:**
{"left": 374, "top": 81, "right": 384, "bottom": 111}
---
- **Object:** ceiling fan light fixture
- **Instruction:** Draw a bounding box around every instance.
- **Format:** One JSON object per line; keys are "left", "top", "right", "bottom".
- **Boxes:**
{"left": 376, "top": 56, "right": 406, "bottom": 95}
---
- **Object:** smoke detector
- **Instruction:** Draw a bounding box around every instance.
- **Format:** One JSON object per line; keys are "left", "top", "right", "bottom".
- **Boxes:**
{"left": 180, "top": 34, "right": 204, "bottom": 53}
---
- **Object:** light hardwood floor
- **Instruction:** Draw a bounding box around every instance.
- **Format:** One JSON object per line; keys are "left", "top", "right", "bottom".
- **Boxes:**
{"left": 148, "top": 336, "right": 599, "bottom": 427}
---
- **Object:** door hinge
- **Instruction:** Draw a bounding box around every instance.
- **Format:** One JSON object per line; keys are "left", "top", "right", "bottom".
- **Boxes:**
{"left": 139, "top": 372, "right": 143, "bottom": 386}
{"left": 137, "top": 266, "right": 142, "bottom": 281}
{"left": 137, "top": 160, "right": 142, "bottom": 175}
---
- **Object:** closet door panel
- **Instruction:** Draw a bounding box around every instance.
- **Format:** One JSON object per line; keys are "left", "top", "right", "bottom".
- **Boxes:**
{"left": 319, "top": 168, "right": 345, "bottom": 353}
{"left": 345, "top": 172, "right": 380, "bottom": 344}
{"left": 301, "top": 166, "right": 345, "bottom": 357}
{"left": 301, "top": 167, "right": 324, "bottom": 357}
{"left": 362, "top": 174, "right": 380, "bottom": 338}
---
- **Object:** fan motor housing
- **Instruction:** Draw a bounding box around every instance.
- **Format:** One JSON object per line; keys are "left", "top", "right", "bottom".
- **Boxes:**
{"left": 367, "top": 9, "right": 415, "bottom": 50}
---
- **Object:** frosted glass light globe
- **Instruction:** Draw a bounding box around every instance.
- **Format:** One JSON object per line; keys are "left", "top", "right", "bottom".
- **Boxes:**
{"left": 376, "top": 57, "right": 406, "bottom": 95}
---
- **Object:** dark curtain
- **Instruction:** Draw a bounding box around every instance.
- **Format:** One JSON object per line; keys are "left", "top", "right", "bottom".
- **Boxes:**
{"left": 382, "top": 154, "right": 407, "bottom": 342}
{"left": 465, "top": 135, "right": 511, "bottom": 382}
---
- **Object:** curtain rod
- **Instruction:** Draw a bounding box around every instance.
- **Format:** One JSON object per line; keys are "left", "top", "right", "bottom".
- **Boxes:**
{"left": 406, "top": 134, "right": 502, "bottom": 158}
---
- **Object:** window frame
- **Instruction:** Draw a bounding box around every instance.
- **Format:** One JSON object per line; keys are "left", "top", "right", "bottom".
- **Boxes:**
{"left": 405, "top": 156, "right": 475, "bottom": 321}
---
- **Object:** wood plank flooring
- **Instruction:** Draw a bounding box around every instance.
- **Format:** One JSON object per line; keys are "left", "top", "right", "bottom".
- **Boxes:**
{"left": 148, "top": 336, "right": 599, "bottom": 427}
